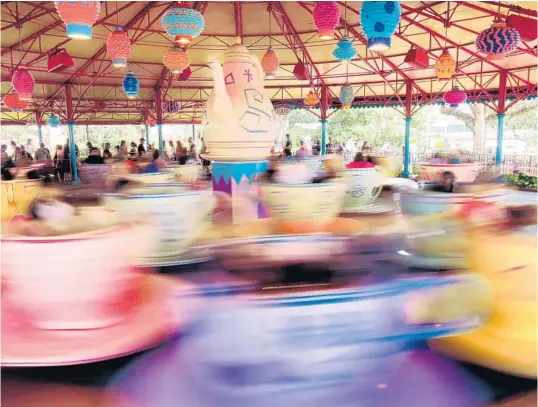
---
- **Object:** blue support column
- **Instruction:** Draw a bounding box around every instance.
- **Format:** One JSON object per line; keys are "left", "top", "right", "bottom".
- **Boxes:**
{"left": 37, "top": 123, "right": 43, "bottom": 144}
{"left": 145, "top": 124, "right": 150, "bottom": 148}
{"left": 157, "top": 122, "right": 164, "bottom": 159}
{"left": 67, "top": 122, "right": 80, "bottom": 184}
{"left": 496, "top": 113, "right": 505, "bottom": 167}
{"left": 320, "top": 119, "right": 327, "bottom": 156}
{"left": 401, "top": 116, "right": 412, "bottom": 178}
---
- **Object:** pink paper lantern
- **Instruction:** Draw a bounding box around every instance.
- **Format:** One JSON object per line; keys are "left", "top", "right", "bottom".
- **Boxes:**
{"left": 11, "top": 66, "right": 35, "bottom": 101}
{"left": 106, "top": 27, "right": 132, "bottom": 67}
{"left": 444, "top": 87, "right": 467, "bottom": 107}
{"left": 313, "top": 1, "right": 340, "bottom": 39}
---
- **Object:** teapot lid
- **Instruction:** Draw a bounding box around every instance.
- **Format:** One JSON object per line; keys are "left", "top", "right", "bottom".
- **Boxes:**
{"left": 223, "top": 37, "right": 256, "bottom": 65}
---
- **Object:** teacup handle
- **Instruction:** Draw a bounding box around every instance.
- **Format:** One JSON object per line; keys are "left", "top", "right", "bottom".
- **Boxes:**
{"left": 395, "top": 273, "right": 492, "bottom": 341}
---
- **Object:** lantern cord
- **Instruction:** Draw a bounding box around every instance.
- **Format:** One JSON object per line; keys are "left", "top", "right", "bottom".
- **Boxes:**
{"left": 117, "top": 1, "right": 119, "bottom": 26}
{"left": 344, "top": 1, "right": 348, "bottom": 38}
{"left": 268, "top": 4, "right": 272, "bottom": 47}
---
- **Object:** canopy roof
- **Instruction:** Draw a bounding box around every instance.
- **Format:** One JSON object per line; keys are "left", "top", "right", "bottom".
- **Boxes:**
{"left": 1, "top": 1, "right": 537, "bottom": 125}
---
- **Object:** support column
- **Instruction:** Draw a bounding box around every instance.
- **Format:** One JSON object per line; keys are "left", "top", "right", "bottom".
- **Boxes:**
{"left": 320, "top": 119, "right": 327, "bottom": 156}
{"left": 35, "top": 111, "right": 43, "bottom": 144}
{"left": 496, "top": 71, "right": 507, "bottom": 168}
{"left": 86, "top": 124, "right": 89, "bottom": 142}
{"left": 496, "top": 113, "right": 505, "bottom": 167}
{"left": 68, "top": 122, "right": 80, "bottom": 184}
{"left": 401, "top": 116, "right": 412, "bottom": 178}
{"left": 145, "top": 123, "right": 150, "bottom": 148}
{"left": 65, "top": 84, "right": 79, "bottom": 184}
{"left": 155, "top": 87, "right": 164, "bottom": 158}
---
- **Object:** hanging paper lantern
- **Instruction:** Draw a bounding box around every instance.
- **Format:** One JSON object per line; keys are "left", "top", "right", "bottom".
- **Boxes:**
{"left": 274, "top": 105, "right": 291, "bottom": 117}
{"left": 162, "top": 47, "right": 191, "bottom": 74}
{"left": 444, "top": 87, "right": 467, "bottom": 107}
{"left": 163, "top": 101, "right": 182, "bottom": 113}
{"left": 360, "top": 1, "right": 401, "bottom": 51}
{"left": 476, "top": 22, "right": 520, "bottom": 60}
{"left": 261, "top": 46, "right": 279, "bottom": 78}
{"left": 11, "top": 66, "right": 35, "bottom": 101}
{"left": 332, "top": 38, "right": 357, "bottom": 63}
{"left": 146, "top": 117, "right": 157, "bottom": 126}
{"left": 162, "top": 3, "right": 205, "bottom": 45}
{"left": 339, "top": 84, "right": 354, "bottom": 108}
{"left": 304, "top": 90, "right": 319, "bottom": 107}
{"left": 2, "top": 93, "right": 29, "bottom": 112}
{"left": 47, "top": 113, "right": 61, "bottom": 127}
{"left": 54, "top": 1, "right": 101, "bottom": 40}
{"left": 312, "top": 1, "right": 340, "bottom": 40}
{"left": 122, "top": 72, "right": 139, "bottom": 99}
{"left": 434, "top": 49, "right": 456, "bottom": 81}
{"left": 106, "top": 27, "right": 132, "bottom": 68}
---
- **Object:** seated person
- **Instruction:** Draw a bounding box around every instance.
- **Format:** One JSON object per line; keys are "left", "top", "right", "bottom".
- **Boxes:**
{"left": 141, "top": 149, "right": 162, "bottom": 174}
{"left": 1, "top": 145, "right": 16, "bottom": 180}
{"left": 346, "top": 152, "right": 375, "bottom": 169}
{"left": 430, "top": 171, "right": 456, "bottom": 193}
{"left": 84, "top": 148, "right": 105, "bottom": 165}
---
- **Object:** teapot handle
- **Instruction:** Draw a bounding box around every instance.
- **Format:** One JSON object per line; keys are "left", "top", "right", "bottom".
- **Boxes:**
{"left": 394, "top": 273, "right": 492, "bottom": 341}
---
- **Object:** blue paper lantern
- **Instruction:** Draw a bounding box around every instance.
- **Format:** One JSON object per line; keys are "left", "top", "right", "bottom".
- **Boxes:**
{"left": 332, "top": 38, "right": 357, "bottom": 63}
{"left": 47, "top": 113, "right": 61, "bottom": 127}
{"left": 360, "top": 1, "right": 401, "bottom": 51}
{"left": 162, "top": 4, "right": 205, "bottom": 44}
{"left": 339, "top": 84, "right": 354, "bottom": 108}
{"left": 123, "top": 72, "right": 139, "bottom": 99}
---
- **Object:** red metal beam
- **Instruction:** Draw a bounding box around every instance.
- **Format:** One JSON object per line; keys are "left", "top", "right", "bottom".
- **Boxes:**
{"left": 234, "top": 2, "right": 243, "bottom": 38}
{"left": 468, "top": 1, "right": 537, "bottom": 18}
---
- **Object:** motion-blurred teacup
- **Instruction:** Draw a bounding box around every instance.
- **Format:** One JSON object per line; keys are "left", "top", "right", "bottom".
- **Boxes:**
{"left": 343, "top": 167, "right": 383, "bottom": 211}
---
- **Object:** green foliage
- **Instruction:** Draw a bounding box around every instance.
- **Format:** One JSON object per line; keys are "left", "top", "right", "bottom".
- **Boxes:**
{"left": 504, "top": 172, "right": 537, "bottom": 189}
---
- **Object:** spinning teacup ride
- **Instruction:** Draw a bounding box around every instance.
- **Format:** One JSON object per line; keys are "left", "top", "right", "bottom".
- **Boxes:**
{"left": 1, "top": 200, "right": 194, "bottom": 366}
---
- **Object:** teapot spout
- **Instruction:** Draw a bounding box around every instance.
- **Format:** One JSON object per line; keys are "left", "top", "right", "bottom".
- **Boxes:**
{"left": 207, "top": 57, "right": 233, "bottom": 122}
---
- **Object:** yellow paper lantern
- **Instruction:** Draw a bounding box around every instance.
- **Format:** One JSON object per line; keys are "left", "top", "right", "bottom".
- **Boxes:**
{"left": 304, "top": 90, "right": 319, "bottom": 107}
{"left": 162, "top": 47, "right": 191, "bottom": 74}
{"left": 435, "top": 49, "right": 456, "bottom": 81}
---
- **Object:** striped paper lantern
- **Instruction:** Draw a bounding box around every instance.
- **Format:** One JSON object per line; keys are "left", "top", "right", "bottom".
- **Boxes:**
{"left": 444, "top": 87, "right": 467, "bottom": 107}
{"left": 476, "top": 22, "right": 520, "bottom": 60}
{"left": 162, "top": 3, "right": 205, "bottom": 45}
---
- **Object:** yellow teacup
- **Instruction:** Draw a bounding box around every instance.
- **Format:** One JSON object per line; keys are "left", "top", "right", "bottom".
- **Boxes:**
{"left": 1, "top": 179, "right": 41, "bottom": 221}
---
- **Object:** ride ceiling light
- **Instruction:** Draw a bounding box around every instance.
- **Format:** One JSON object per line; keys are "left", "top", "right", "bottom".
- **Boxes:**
{"left": 106, "top": 27, "right": 132, "bottom": 68}
{"left": 434, "top": 49, "right": 457, "bottom": 81}
{"left": 312, "top": 1, "right": 340, "bottom": 40}
{"left": 123, "top": 72, "right": 140, "bottom": 99}
{"left": 360, "top": 1, "right": 401, "bottom": 51}
{"left": 162, "top": 47, "right": 191, "bottom": 74}
{"left": 261, "top": 46, "right": 279, "bottom": 78}
{"left": 444, "top": 87, "right": 467, "bottom": 107}
{"left": 162, "top": 3, "right": 205, "bottom": 45}
{"left": 476, "top": 22, "right": 520, "bottom": 60}
{"left": 333, "top": 38, "right": 357, "bottom": 64}
{"left": 54, "top": 0, "right": 101, "bottom": 40}
{"left": 11, "top": 66, "right": 35, "bottom": 101}
{"left": 339, "top": 84, "right": 354, "bottom": 109}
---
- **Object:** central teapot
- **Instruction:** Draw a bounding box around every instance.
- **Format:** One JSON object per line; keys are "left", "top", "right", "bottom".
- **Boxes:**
{"left": 203, "top": 38, "right": 275, "bottom": 161}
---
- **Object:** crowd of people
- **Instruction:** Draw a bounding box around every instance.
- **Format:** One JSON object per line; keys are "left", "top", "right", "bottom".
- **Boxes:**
{"left": 1, "top": 136, "right": 206, "bottom": 181}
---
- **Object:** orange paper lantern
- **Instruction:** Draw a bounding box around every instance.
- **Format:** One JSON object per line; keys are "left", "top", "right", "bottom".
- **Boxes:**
{"left": 162, "top": 47, "right": 191, "bottom": 74}
{"left": 261, "top": 46, "right": 279, "bottom": 78}
{"left": 435, "top": 49, "right": 456, "bottom": 81}
{"left": 3, "top": 93, "right": 29, "bottom": 111}
{"left": 304, "top": 90, "right": 319, "bottom": 107}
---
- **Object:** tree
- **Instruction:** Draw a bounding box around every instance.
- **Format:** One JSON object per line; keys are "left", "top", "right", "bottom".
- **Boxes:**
{"left": 440, "top": 99, "right": 537, "bottom": 153}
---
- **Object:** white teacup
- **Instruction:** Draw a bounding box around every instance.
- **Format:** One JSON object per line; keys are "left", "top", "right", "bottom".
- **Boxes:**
{"left": 103, "top": 184, "right": 218, "bottom": 264}
{"left": 343, "top": 167, "right": 384, "bottom": 210}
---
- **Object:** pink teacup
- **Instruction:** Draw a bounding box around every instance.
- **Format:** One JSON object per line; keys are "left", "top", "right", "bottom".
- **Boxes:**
{"left": 1, "top": 221, "right": 148, "bottom": 330}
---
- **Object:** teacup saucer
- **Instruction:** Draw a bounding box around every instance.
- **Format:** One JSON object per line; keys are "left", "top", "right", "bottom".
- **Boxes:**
{"left": 109, "top": 342, "right": 491, "bottom": 407}
{"left": 1, "top": 275, "right": 193, "bottom": 367}
{"left": 341, "top": 198, "right": 398, "bottom": 215}
{"left": 201, "top": 154, "right": 269, "bottom": 163}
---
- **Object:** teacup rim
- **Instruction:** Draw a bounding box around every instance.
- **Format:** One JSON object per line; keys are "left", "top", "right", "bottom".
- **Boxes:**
{"left": 1, "top": 220, "right": 140, "bottom": 243}
{"left": 256, "top": 180, "right": 343, "bottom": 188}
{"left": 104, "top": 183, "right": 210, "bottom": 199}
{"left": 418, "top": 163, "right": 479, "bottom": 167}
{"left": 112, "top": 170, "right": 173, "bottom": 177}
